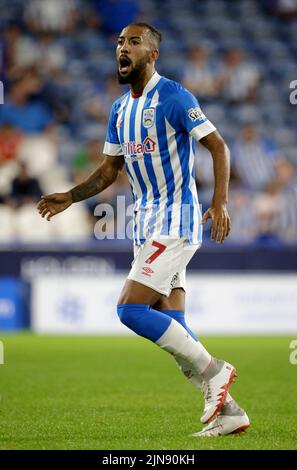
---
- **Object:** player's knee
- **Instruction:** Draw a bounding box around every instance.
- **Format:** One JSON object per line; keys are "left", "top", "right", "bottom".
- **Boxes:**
{"left": 117, "top": 303, "right": 173, "bottom": 342}
{"left": 117, "top": 304, "right": 149, "bottom": 331}
{"left": 117, "top": 303, "right": 131, "bottom": 327}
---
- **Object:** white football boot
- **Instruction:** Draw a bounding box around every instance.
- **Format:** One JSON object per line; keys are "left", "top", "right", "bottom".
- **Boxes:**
{"left": 200, "top": 361, "right": 236, "bottom": 424}
{"left": 193, "top": 408, "right": 250, "bottom": 437}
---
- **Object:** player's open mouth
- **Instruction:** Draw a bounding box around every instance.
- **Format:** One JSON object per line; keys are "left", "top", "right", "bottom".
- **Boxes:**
{"left": 119, "top": 56, "right": 132, "bottom": 73}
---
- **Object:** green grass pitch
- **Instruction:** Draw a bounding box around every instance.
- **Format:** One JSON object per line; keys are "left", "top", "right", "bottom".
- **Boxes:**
{"left": 0, "top": 334, "right": 296, "bottom": 450}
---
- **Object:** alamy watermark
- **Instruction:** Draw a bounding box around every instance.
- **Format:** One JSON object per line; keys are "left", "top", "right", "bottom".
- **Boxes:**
{"left": 289, "top": 80, "right": 297, "bottom": 104}
{"left": 93, "top": 196, "right": 202, "bottom": 243}
{"left": 289, "top": 339, "right": 297, "bottom": 365}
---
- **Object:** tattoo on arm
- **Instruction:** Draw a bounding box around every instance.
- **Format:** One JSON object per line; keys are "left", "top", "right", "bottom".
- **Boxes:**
{"left": 70, "top": 170, "right": 109, "bottom": 203}
{"left": 70, "top": 157, "right": 124, "bottom": 203}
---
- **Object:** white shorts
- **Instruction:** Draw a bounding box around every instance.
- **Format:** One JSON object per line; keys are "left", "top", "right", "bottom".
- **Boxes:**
{"left": 128, "top": 238, "right": 200, "bottom": 297}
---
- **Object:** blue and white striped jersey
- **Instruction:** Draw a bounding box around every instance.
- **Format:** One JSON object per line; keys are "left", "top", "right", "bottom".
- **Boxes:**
{"left": 103, "top": 72, "right": 216, "bottom": 245}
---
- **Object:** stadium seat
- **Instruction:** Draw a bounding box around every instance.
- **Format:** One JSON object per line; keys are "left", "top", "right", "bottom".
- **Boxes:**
{"left": 17, "top": 136, "right": 58, "bottom": 178}
{"left": 50, "top": 204, "right": 92, "bottom": 241}
{"left": 0, "top": 161, "right": 19, "bottom": 198}
{"left": 39, "top": 168, "right": 72, "bottom": 194}
{"left": 15, "top": 204, "right": 53, "bottom": 242}
{"left": 0, "top": 205, "right": 15, "bottom": 242}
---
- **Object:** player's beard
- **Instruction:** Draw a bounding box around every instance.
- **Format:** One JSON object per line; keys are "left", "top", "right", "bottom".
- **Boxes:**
{"left": 117, "top": 55, "right": 149, "bottom": 85}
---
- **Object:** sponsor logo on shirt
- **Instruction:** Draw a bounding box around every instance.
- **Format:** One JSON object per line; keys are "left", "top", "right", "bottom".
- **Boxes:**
{"left": 123, "top": 137, "right": 156, "bottom": 157}
{"left": 187, "top": 107, "right": 205, "bottom": 122}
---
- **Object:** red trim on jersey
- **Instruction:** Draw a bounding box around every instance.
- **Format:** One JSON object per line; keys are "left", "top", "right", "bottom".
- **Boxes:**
{"left": 131, "top": 91, "right": 142, "bottom": 98}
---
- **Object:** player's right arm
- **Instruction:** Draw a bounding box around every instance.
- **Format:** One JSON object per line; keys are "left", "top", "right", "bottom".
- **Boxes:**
{"left": 37, "top": 155, "right": 124, "bottom": 221}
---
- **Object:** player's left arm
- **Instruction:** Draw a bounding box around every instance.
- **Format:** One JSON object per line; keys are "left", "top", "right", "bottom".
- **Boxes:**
{"left": 200, "top": 130, "right": 231, "bottom": 243}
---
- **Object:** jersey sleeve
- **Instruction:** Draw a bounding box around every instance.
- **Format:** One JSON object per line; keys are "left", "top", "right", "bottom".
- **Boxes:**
{"left": 165, "top": 88, "right": 216, "bottom": 141}
{"left": 103, "top": 103, "right": 123, "bottom": 156}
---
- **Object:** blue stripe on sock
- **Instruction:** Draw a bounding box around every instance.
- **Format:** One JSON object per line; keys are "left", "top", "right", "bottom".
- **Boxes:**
{"left": 161, "top": 310, "right": 197, "bottom": 341}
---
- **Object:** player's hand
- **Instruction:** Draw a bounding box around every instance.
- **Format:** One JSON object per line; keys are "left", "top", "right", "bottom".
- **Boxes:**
{"left": 37, "top": 192, "right": 72, "bottom": 221}
{"left": 201, "top": 204, "right": 231, "bottom": 243}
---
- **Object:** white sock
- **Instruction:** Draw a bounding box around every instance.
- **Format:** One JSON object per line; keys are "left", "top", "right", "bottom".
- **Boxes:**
{"left": 155, "top": 319, "right": 211, "bottom": 374}
{"left": 173, "top": 355, "right": 233, "bottom": 402}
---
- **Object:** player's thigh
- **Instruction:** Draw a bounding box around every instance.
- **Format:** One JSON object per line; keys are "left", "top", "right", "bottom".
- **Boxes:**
{"left": 153, "top": 287, "right": 185, "bottom": 311}
{"left": 118, "top": 279, "right": 162, "bottom": 305}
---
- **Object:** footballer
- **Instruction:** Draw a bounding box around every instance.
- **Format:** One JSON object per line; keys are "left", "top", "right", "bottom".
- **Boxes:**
{"left": 37, "top": 23, "right": 250, "bottom": 436}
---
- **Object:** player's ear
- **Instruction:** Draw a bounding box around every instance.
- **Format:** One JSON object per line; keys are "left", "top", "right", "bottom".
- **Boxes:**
{"left": 149, "top": 49, "right": 159, "bottom": 63}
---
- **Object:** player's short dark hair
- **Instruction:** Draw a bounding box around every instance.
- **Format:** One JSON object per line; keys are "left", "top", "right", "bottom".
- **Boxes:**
{"left": 129, "top": 22, "right": 162, "bottom": 51}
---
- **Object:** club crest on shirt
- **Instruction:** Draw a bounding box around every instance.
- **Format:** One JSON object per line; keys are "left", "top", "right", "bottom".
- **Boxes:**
{"left": 187, "top": 107, "right": 205, "bottom": 122}
{"left": 142, "top": 107, "right": 155, "bottom": 128}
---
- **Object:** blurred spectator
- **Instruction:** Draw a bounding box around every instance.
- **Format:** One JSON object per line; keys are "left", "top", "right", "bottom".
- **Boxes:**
{"left": 218, "top": 49, "right": 260, "bottom": 103}
{"left": 73, "top": 139, "right": 104, "bottom": 183}
{"left": 261, "top": 0, "right": 297, "bottom": 19}
{"left": 74, "top": 76, "right": 124, "bottom": 140}
{"left": 231, "top": 124, "right": 281, "bottom": 190}
{"left": 2, "top": 22, "right": 23, "bottom": 75}
{"left": 4, "top": 27, "right": 66, "bottom": 74}
{"left": 4, "top": 24, "right": 38, "bottom": 71}
{"left": 275, "top": 158, "right": 297, "bottom": 191}
{"left": 84, "top": 76, "right": 123, "bottom": 125}
{"left": 8, "top": 162, "right": 42, "bottom": 207}
{"left": 13, "top": 35, "right": 39, "bottom": 70}
{"left": 182, "top": 47, "right": 219, "bottom": 100}
{"left": 252, "top": 182, "right": 282, "bottom": 245}
{"left": 0, "top": 68, "right": 53, "bottom": 133}
{"left": 24, "top": 0, "right": 79, "bottom": 33}
{"left": 0, "top": 124, "right": 22, "bottom": 162}
{"left": 92, "top": 0, "right": 141, "bottom": 35}
{"left": 37, "top": 32, "right": 67, "bottom": 75}
{"left": 275, "top": 159, "right": 297, "bottom": 242}
{"left": 227, "top": 188, "right": 257, "bottom": 243}
{"left": 228, "top": 159, "right": 297, "bottom": 245}
{"left": 0, "top": 124, "right": 23, "bottom": 203}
